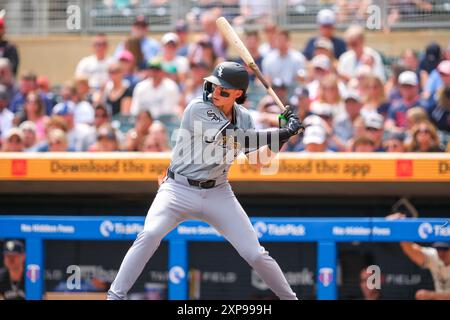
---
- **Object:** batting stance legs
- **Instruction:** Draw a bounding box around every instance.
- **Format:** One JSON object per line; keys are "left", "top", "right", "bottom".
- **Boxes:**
{"left": 108, "top": 179, "right": 297, "bottom": 300}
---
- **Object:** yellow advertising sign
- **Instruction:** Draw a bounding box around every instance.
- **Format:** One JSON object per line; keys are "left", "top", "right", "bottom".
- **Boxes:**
{"left": 0, "top": 153, "right": 449, "bottom": 182}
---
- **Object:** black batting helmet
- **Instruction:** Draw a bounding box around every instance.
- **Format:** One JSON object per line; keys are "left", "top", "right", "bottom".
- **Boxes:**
{"left": 203, "top": 61, "right": 249, "bottom": 103}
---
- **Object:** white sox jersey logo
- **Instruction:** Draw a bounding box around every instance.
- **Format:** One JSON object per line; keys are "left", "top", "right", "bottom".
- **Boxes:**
{"left": 207, "top": 110, "right": 221, "bottom": 122}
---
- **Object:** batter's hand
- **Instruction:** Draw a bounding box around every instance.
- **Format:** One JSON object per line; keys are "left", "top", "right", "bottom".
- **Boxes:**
{"left": 286, "top": 117, "right": 304, "bottom": 136}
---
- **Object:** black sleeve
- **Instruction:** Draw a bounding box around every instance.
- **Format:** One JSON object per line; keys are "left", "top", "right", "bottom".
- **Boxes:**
{"left": 5, "top": 43, "right": 20, "bottom": 76}
{"left": 222, "top": 122, "right": 291, "bottom": 153}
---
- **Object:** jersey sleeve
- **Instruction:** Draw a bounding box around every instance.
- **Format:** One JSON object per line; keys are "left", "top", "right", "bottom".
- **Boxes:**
{"left": 420, "top": 247, "right": 441, "bottom": 272}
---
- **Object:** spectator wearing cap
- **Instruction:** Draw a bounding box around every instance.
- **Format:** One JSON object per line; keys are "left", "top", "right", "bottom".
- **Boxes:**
{"left": 123, "top": 110, "right": 153, "bottom": 151}
{"left": 254, "top": 78, "right": 288, "bottom": 129}
{"left": 117, "top": 50, "right": 139, "bottom": 89}
{"left": 130, "top": 58, "right": 181, "bottom": 119}
{"left": 100, "top": 62, "right": 133, "bottom": 116}
{"left": 13, "top": 92, "right": 49, "bottom": 142}
{"left": 307, "top": 54, "right": 346, "bottom": 101}
{"left": 333, "top": 90, "right": 363, "bottom": 143}
{"left": 312, "top": 37, "right": 335, "bottom": 61}
{"left": 89, "top": 124, "right": 120, "bottom": 152}
{"left": 361, "top": 112, "right": 385, "bottom": 151}
{"left": 0, "top": 240, "right": 25, "bottom": 300}
{"left": 1, "top": 127, "right": 24, "bottom": 152}
{"left": 262, "top": 29, "right": 306, "bottom": 88}
{"left": 183, "top": 61, "right": 210, "bottom": 107}
{"left": 386, "top": 213, "right": 450, "bottom": 300}
{"left": 0, "top": 16, "right": 19, "bottom": 76}
{"left": 0, "top": 84, "right": 13, "bottom": 141}
{"left": 75, "top": 33, "right": 114, "bottom": 91}
{"left": 288, "top": 86, "right": 310, "bottom": 122}
{"left": 361, "top": 74, "right": 391, "bottom": 118}
{"left": 115, "top": 15, "right": 160, "bottom": 63}
{"left": 19, "top": 120, "right": 38, "bottom": 151}
{"left": 383, "top": 131, "right": 406, "bottom": 152}
{"left": 303, "top": 9, "right": 347, "bottom": 61}
{"left": 309, "top": 101, "right": 347, "bottom": 151}
{"left": 51, "top": 102, "right": 95, "bottom": 151}
{"left": 159, "top": 32, "right": 190, "bottom": 85}
{"left": 47, "top": 128, "right": 71, "bottom": 152}
{"left": 423, "top": 60, "right": 450, "bottom": 102}
{"left": 302, "top": 125, "right": 333, "bottom": 152}
{"left": 175, "top": 20, "right": 190, "bottom": 57}
{"left": 407, "top": 120, "right": 443, "bottom": 152}
{"left": 387, "top": 71, "right": 425, "bottom": 132}
{"left": 337, "top": 25, "right": 386, "bottom": 82}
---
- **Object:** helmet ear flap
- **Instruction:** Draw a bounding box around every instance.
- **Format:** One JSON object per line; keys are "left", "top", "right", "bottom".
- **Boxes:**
{"left": 203, "top": 81, "right": 213, "bottom": 101}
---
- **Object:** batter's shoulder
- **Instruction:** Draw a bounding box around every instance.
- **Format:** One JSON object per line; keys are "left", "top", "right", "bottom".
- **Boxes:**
{"left": 185, "top": 96, "right": 214, "bottom": 114}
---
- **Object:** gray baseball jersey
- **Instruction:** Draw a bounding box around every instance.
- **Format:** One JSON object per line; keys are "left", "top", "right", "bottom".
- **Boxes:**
{"left": 107, "top": 96, "right": 297, "bottom": 301}
{"left": 169, "top": 97, "right": 255, "bottom": 181}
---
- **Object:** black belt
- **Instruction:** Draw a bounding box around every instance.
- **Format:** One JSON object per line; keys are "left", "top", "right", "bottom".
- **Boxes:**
{"left": 167, "top": 169, "right": 216, "bottom": 189}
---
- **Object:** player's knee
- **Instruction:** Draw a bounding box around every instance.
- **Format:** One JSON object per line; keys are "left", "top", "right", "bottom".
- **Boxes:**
{"left": 242, "top": 247, "right": 268, "bottom": 266}
{"left": 137, "top": 229, "right": 163, "bottom": 246}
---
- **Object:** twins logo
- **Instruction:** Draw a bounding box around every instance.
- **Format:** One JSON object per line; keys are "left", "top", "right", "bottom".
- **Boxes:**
{"left": 26, "top": 264, "right": 41, "bottom": 283}
{"left": 169, "top": 266, "right": 186, "bottom": 284}
{"left": 207, "top": 110, "right": 221, "bottom": 122}
{"left": 318, "top": 267, "right": 334, "bottom": 287}
{"left": 418, "top": 222, "right": 433, "bottom": 239}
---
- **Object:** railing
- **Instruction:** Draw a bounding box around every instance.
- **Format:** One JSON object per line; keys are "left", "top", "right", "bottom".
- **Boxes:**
{"left": 1, "top": 0, "right": 450, "bottom": 35}
{"left": 0, "top": 215, "right": 448, "bottom": 300}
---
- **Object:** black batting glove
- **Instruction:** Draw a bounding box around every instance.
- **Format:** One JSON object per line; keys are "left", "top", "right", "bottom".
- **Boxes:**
{"left": 286, "top": 116, "right": 304, "bottom": 136}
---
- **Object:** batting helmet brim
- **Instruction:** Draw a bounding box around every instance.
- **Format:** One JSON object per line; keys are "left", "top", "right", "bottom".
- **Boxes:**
{"left": 203, "top": 75, "right": 237, "bottom": 90}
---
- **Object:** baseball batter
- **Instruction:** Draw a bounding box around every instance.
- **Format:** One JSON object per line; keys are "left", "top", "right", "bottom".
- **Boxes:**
{"left": 107, "top": 62, "right": 303, "bottom": 300}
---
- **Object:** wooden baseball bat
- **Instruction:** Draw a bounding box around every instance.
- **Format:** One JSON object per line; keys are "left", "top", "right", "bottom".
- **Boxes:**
{"left": 216, "top": 17, "right": 286, "bottom": 111}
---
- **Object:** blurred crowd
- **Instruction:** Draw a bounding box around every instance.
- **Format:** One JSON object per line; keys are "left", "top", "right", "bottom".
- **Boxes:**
{"left": 0, "top": 8, "right": 449, "bottom": 153}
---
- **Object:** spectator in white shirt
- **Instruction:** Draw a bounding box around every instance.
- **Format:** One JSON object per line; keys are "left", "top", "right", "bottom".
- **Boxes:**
{"left": 262, "top": 29, "right": 306, "bottom": 88}
{"left": 0, "top": 84, "right": 13, "bottom": 141}
{"left": 386, "top": 213, "right": 450, "bottom": 300}
{"left": 75, "top": 33, "right": 114, "bottom": 90}
{"left": 337, "top": 25, "right": 386, "bottom": 82}
{"left": 130, "top": 59, "right": 181, "bottom": 119}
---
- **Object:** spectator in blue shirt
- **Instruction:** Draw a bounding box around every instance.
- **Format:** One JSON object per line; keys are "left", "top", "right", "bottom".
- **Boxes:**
{"left": 303, "top": 9, "right": 347, "bottom": 61}
{"left": 387, "top": 71, "right": 425, "bottom": 131}
{"left": 114, "top": 16, "right": 160, "bottom": 63}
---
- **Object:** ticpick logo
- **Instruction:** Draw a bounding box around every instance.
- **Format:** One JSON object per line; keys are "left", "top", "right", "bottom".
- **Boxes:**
{"left": 319, "top": 268, "right": 334, "bottom": 287}
{"left": 100, "top": 220, "right": 114, "bottom": 237}
{"left": 217, "top": 65, "right": 224, "bottom": 77}
{"left": 253, "top": 221, "right": 268, "bottom": 238}
{"left": 418, "top": 222, "right": 433, "bottom": 239}
{"left": 169, "top": 266, "right": 186, "bottom": 284}
{"left": 26, "top": 264, "right": 41, "bottom": 283}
